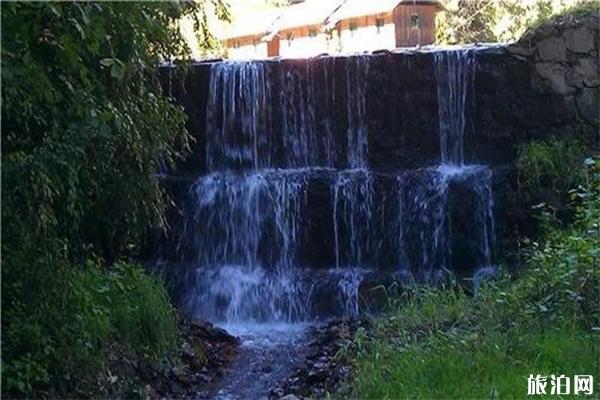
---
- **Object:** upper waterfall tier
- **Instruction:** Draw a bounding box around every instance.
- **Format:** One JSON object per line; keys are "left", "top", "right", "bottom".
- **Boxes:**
{"left": 204, "top": 48, "right": 478, "bottom": 171}
{"left": 204, "top": 57, "right": 370, "bottom": 171}
{"left": 164, "top": 45, "right": 541, "bottom": 174}
{"left": 435, "top": 50, "right": 476, "bottom": 166}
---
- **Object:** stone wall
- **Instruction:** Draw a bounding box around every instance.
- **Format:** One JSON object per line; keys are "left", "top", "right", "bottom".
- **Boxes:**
{"left": 508, "top": 12, "right": 599, "bottom": 127}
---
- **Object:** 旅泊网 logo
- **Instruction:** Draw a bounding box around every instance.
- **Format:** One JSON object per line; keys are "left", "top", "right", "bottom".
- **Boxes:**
{"left": 527, "top": 374, "right": 594, "bottom": 396}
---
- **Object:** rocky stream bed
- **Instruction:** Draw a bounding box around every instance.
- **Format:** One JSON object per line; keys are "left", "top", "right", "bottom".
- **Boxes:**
{"left": 148, "top": 318, "right": 364, "bottom": 399}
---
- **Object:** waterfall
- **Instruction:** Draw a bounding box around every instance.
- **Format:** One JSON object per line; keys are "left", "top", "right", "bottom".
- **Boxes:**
{"left": 205, "top": 62, "right": 271, "bottom": 170}
{"left": 346, "top": 56, "right": 370, "bottom": 169}
{"left": 182, "top": 169, "right": 311, "bottom": 322}
{"left": 424, "top": 49, "right": 494, "bottom": 272}
{"left": 468, "top": 167, "right": 496, "bottom": 267}
{"left": 280, "top": 63, "right": 320, "bottom": 167}
{"left": 334, "top": 269, "right": 366, "bottom": 318}
{"left": 204, "top": 56, "right": 370, "bottom": 170}
{"left": 168, "top": 49, "right": 497, "bottom": 323}
{"left": 332, "top": 169, "right": 373, "bottom": 268}
{"left": 397, "top": 169, "right": 453, "bottom": 275}
{"left": 190, "top": 170, "right": 307, "bottom": 270}
{"left": 434, "top": 49, "right": 475, "bottom": 166}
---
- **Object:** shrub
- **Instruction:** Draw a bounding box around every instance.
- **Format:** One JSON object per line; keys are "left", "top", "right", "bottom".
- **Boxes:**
{"left": 2, "top": 250, "right": 178, "bottom": 398}
{"left": 2, "top": 3, "right": 228, "bottom": 397}
{"left": 517, "top": 137, "right": 586, "bottom": 195}
{"left": 107, "top": 262, "right": 178, "bottom": 359}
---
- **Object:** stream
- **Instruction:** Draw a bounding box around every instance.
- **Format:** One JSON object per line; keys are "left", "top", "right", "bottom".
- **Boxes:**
{"left": 205, "top": 323, "right": 313, "bottom": 399}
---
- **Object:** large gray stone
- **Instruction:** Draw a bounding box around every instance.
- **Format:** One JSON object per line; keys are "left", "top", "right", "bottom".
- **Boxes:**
{"left": 535, "top": 62, "right": 576, "bottom": 94}
{"left": 576, "top": 87, "right": 600, "bottom": 123}
{"left": 565, "top": 67, "right": 584, "bottom": 88}
{"left": 537, "top": 36, "right": 567, "bottom": 62}
{"left": 508, "top": 43, "right": 535, "bottom": 59}
{"left": 574, "top": 57, "right": 599, "bottom": 87}
{"left": 563, "top": 26, "right": 596, "bottom": 54}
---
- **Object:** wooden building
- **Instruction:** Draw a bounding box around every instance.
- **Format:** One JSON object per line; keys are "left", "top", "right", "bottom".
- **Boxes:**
{"left": 222, "top": 0, "right": 444, "bottom": 59}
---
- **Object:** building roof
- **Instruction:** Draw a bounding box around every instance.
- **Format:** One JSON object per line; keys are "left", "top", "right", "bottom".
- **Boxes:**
{"left": 323, "top": 0, "right": 402, "bottom": 30}
{"left": 220, "top": 0, "right": 443, "bottom": 42}
{"left": 263, "top": 0, "right": 340, "bottom": 41}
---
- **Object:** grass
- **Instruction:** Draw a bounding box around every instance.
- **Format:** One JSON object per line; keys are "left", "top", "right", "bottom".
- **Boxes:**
{"left": 351, "top": 158, "right": 600, "bottom": 399}
{"left": 356, "top": 326, "right": 598, "bottom": 399}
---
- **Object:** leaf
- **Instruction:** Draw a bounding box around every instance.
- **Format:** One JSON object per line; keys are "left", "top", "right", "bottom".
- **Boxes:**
{"left": 49, "top": 5, "right": 61, "bottom": 17}
{"left": 99, "top": 58, "right": 114, "bottom": 67}
{"left": 99, "top": 124, "right": 111, "bottom": 138}
{"left": 110, "top": 63, "right": 124, "bottom": 80}
{"left": 70, "top": 17, "right": 85, "bottom": 40}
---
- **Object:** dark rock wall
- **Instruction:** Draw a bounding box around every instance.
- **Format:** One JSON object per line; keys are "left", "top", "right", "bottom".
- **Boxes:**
{"left": 160, "top": 63, "right": 212, "bottom": 176}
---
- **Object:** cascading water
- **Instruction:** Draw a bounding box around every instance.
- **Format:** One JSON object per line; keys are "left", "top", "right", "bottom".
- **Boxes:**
{"left": 346, "top": 57, "right": 370, "bottom": 169}
{"left": 181, "top": 170, "right": 311, "bottom": 322}
{"left": 172, "top": 49, "right": 495, "bottom": 326}
{"left": 186, "top": 56, "right": 375, "bottom": 325}
{"left": 205, "top": 62, "right": 271, "bottom": 170}
{"left": 434, "top": 49, "right": 476, "bottom": 166}
{"left": 332, "top": 169, "right": 373, "bottom": 269}
{"left": 205, "top": 57, "right": 370, "bottom": 171}
{"left": 423, "top": 48, "right": 494, "bottom": 273}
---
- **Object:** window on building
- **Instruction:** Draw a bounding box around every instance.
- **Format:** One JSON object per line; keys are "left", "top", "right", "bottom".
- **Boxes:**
{"left": 286, "top": 32, "right": 294, "bottom": 46}
{"left": 349, "top": 21, "right": 357, "bottom": 36}
{"left": 410, "top": 14, "right": 420, "bottom": 29}
{"left": 375, "top": 17, "right": 384, "bottom": 34}
{"left": 309, "top": 28, "right": 317, "bottom": 38}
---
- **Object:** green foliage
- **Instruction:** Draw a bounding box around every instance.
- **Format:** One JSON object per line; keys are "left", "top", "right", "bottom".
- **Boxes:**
{"left": 353, "top": 158, "right": 600, "bottom": 398}
{"left": 3, "top": 250, "right": 178, "bottom": 397}
{"left": 378, "top": 284, "right": 471, "bottom": 337}
{"left": 437, "top": 0, "right": 499, "bottom": 44}
{"left": 1, "top": 2, "right": 228, "bottom": 397}
{"left": 106, "top": 262, "right": 178, "bottom": 358}
{"left": 529, "top": 0, "right": 600, "bottom": 29}
{"left": 1, "top": 2, "right": 204, "bottom": 260}
{"left": 436, "top": 0, "right": 595, "bottom": 44}
{"left": 517, "top": 137, "right": 586, "bottom": 194}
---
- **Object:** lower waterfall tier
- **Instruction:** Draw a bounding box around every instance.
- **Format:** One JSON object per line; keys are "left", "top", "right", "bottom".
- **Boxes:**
{"left": 154, "top": 166, "right": 495, "bottom": 323}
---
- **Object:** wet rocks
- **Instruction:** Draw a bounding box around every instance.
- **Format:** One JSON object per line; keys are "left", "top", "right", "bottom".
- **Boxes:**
{"left": 271, "top": 319, "right": 368, "bottom": 399}
{"left": 149, "top": 316, "right": 240, "bottom": 399}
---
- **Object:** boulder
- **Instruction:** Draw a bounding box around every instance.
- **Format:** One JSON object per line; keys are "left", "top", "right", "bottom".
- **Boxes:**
{"left": 191, "top": 319, "right": 241, "bottom": 345}
{"left": 576, "top": 87, "right": 600, "bottom": 124}
{"left": 535, "top": 62, "right": 575, "bottom": 94}
{"left": 537, "top": 36, "right": 567, "bottom": 62}
{"left": 563, "top": 26, "right": 596, "bottom": 54}
{"left": 574, "top": 57, "right": 599, "bottom": 87}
